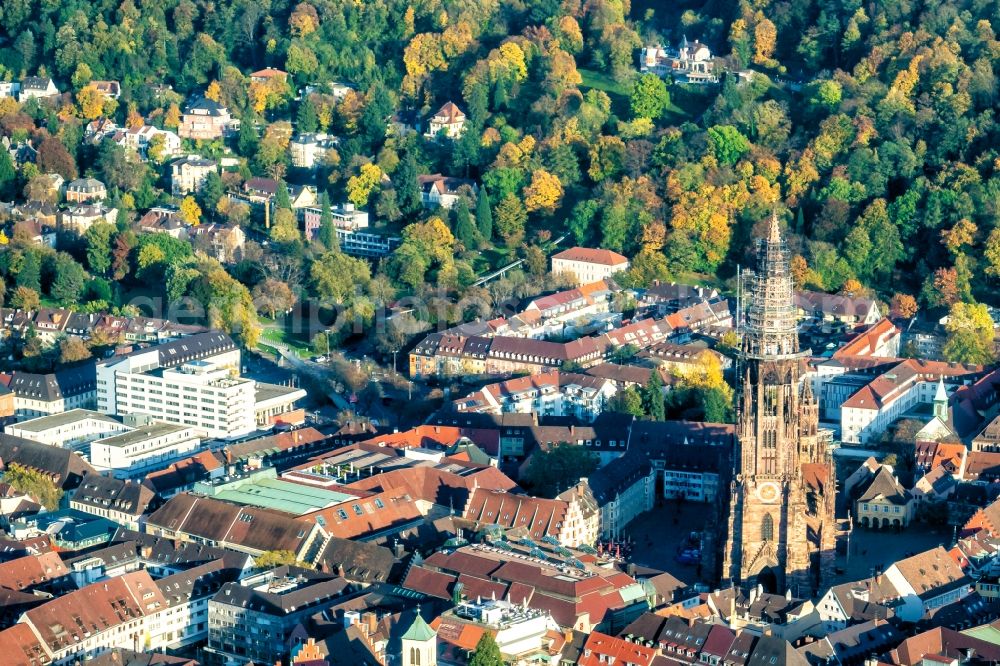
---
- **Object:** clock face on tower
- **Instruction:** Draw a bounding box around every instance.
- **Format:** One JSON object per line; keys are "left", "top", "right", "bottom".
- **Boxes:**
{"left": 756, "top": 482, "right": 780, "bottom": 503}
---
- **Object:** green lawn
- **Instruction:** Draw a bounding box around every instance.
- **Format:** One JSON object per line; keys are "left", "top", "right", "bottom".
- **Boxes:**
{"left": 578, "top": 68, "right": 632, "bottom": 97}
{"left": 258, "top": 326, "right": 312, "bottom": 358}
{"left": 579, "top": 67, "right": 692, "bottom": 124}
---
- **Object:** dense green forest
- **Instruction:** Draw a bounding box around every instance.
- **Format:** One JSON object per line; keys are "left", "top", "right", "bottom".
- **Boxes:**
{"left": 0, "top": 0, "right": 999, "bottom": 361}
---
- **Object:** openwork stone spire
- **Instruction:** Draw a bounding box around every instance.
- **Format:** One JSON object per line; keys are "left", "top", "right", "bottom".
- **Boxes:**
{"left": 743, "top": 214, "right": 799, "bottom": 359}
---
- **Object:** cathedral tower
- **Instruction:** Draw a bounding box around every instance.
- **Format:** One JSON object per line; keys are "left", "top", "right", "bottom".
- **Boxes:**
{"left": 722, "top": 215, "right": 838, "bottom": 595}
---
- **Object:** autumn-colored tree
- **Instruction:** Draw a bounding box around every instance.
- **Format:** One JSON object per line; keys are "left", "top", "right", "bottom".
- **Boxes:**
{"left": 346, "top": 163, "right": 382, "bottom": 207}
{"left": 922, "top": 267, "right": 961, "bottom": 309}
{"left": 753, "top": 15, "right": 778, "bottom": 65}
{"left": 790, "top": 255, "right": 809, "bottom": 289}
{"left": 180, "top": 196, "right": 202, "bottom": 225}
{"left": 941, "top": 218, "right": 978, "bottom": 256}
{"left": 524, "top": 169, "right": 564, "bottom": 213}
{"left": 270, "top": 208, "right": 301, "bottom": 243}
{"left": 164, "top": 104, "right": 182, "bottom": 129}
{"left": 198, "top": 81, "right": 220, "bottom": 106}
{"left": 986, "top": 228, "right": 1000, "bottom": 279}
{"left": 890, "top": 293, "right": 918, "bottom": 319}
{"left": 10, "top": 286, "right": 40, "bottom": 311}
{"left": 252, "top": 278, "right": 296, "bottom": 318}
{"left": 840, "top": 278, "right": 863, "bottom": 296}
{"left": 289, "top": 3, "right": 319, "bottom": 37}
{"left": 36, "top": 136, "right": 77, "bottom": 180}
{"left": 77, "top": 84, "right": 108, "bottom": 120}
{"left": 494, "top": 194, "right": 527, "bottom": 248}
{"left": 943, "top": 302, "right": 996, "bottom": 365}
{"left": 59, "top": 336, "right": 92, "bottom": 364}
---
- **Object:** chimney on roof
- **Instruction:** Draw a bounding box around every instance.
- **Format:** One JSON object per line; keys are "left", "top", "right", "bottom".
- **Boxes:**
{"left": 362, "top": 611, "right": 377, "bottom": 635}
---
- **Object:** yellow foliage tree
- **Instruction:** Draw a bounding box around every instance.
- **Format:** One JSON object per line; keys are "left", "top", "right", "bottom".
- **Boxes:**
{"left": 205, "top": 80, "right": 222, "bottom": 102}
{"left": 77, "top": 85, "right": 107, "bottom": 120}
{"left": 289, "top": 2, "right": 319, "bottom": 37}
{"left": 346, "top": 163, "right": 383, "bottom": 208}
{"left": 753, "top": 15, "right": 777, "bottom": 65}
{"left": 180, "top": 196, "right": 202, "bottom": 226}
{"left": 164, "top": 103, "right": 182, "bottom": 129}
{"left": 524, "top": 169, "right": 564, "bottom": 213}
{"left": 126, "top": 103, "right": 144, "bottom": 130}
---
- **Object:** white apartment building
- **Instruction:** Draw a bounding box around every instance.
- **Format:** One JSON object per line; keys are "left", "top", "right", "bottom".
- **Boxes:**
{"left": 436, "top": 600, "right": 559, "bottom": 663}
{"left": 839, "top": 360, "right": 973, "bottom": 445}
{"left": 90, "top": 423, "right": 201, "bottom": 479}
{"left": 453, "top": 371, "right": 617, "bottom": 422}
{"left": 551, "top": 247, "right": 630, "bottom": 286}
{"left": 6, "top": 409, "right": 130, "bottom": 450}
{"left": 104, "top": 359, "right": 257, "bottom": 440}
{"left": 96, "top": 333, "right": 304, "bottom": 440}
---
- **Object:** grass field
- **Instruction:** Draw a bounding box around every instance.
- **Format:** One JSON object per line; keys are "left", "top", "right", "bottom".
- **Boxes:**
{"left": 578, "top": 67, "right": 691, "bottom": 123}
{"left": 258, "top": 326, "right": 312, "bottom": 357}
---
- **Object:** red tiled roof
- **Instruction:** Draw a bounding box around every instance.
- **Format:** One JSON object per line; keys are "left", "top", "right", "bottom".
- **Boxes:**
{"left": 0, "top": 623, "right": 48, "bottom": 666}
{"left": 579, "top": 631, "right": 658, "bottom": 666}
{"left": 24, "top": 570, "right": 167, "bottom": 654}
{"left": 462, "top": 488, "right": 567, "bottom": 540}
{"left": 0, "top": 551, "right": 68, "bottom": 590}
{"left": 553, "top": 247, "right": 629, "bottom": 267}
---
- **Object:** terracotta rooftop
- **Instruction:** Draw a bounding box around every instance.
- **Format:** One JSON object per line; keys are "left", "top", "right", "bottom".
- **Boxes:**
{"left": 552, "top": 247, "right": 629, "bottom": 267}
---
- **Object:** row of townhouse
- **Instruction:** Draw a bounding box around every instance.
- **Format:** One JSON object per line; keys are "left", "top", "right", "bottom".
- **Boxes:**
{"left": 452, "top": 370, "right": 619, "bottom": 422}
{"left": 410, "top": 316, "right": 678, "bottom": 378}
{"left": 0, "top": 307, "right": 205, "bottom": 346}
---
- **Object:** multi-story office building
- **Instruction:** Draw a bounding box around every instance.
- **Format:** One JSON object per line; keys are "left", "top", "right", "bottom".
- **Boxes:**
{"left": 6, "top": 409, "right": 130, "bottom": 450}
{"left": 90, "top": 422, "right": 201, "bottom": 478}
{"left": 205, "top": 566, "right": 356, "bottom": 666}
{"left": 96, "top": 332, "right": 304, "bottom": 440}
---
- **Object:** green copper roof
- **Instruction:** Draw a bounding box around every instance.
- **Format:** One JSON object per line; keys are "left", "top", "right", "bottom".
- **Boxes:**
{"left": 402, "top": 613, "right": 436, "bottom": 642}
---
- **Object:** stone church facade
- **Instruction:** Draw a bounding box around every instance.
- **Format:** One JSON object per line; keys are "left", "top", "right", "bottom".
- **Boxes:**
{"left": 722, "top": 216, "right": 840, "bottom": 596}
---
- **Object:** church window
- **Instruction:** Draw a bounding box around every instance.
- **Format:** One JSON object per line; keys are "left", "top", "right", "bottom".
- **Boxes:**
{"left": 410, "top": 647, "right": 420, "bottom": 665}
{"left": 761, "top": 513, "right": 774, "bottom": 541}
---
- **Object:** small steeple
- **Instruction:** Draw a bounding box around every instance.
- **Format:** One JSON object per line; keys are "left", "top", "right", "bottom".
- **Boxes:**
{"left": 933, "top": 376, "right": 948, "bottom": 420}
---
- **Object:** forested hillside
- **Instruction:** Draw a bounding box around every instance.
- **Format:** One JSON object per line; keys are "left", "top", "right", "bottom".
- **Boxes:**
{"left": 0, "top": 0, "right": 998, "bottom": 354}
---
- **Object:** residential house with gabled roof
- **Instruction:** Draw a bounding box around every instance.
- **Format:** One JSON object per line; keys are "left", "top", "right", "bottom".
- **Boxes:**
{"left": 170, "top": 156, "right": 217, "bottom": 195}
{"left": 64, "top": 177, "right": 107, "bottom": 203}
{"left": 882, "top": 546, "right": 972, "bottom": 622}
{"left": 886, "top": 626, "right": 1000, "bottom": 665}
{"left": 814, "top": 579, "right": 897, "bottom": 633}
{"left": 250, "top": 67, "right": 289, "bottom": 83}
{"left": 417, "top": 173, "right": 477, "bottom": 209}
{"left": 451, "top": 370, "right": 617, "bottom": 422}
{"left": 138, "top": 206, "right": 187, "bottom": 239}
{"left": 177, "top": 96, "right": 236, "bottom": 140}
{"left": 10, "top": 570, "right": 168, "bottom": 664}
{"left": 110, "top": 527, "right": 252, "bottom": 578}
{"left": 18, "top": 76, "right": 59, "bottom": 102}
{"left": 461, "top": 484, "right": 598, "bottom": 548}
{"left": 0, "top": 435, "right": 99, "bottom": 491}
{"left": 585, "top": 449, "right": 656, "bottom": 540}
{"left": 60, "top": 202, "right": 118, "bottom": 234}
{"left": 69, "top": 474, "right": 156, "bottom": 530}
{"left": 552, "top": 247, "right": 630, "bottom": 286}
{"left": 424, "top": 102, "right": 466, "bottom": 139}
{"left": 151, "top": 559, "right": 240, "bottom": 651}
{"left": 90, "top": 80, "right": 121, "bottom": 99}
{"left": 3, "top": 364, "right": 97, "bottom": 418}
{"left": 205, "top": 566, "right": 356, "bottom": 666}
{"left": 188, "top": 222, "right": 246, "bottom": 263}
{"left": 403, "top": 543, "right": 647, "bottom": 633}
{"left": 855, "top": 465, "right": 914, "bottom": 529}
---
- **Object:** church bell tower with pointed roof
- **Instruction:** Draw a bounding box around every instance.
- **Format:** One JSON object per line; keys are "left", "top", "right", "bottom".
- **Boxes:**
{"left": 721, "top": 214, "right": 838, "bottom": 595}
